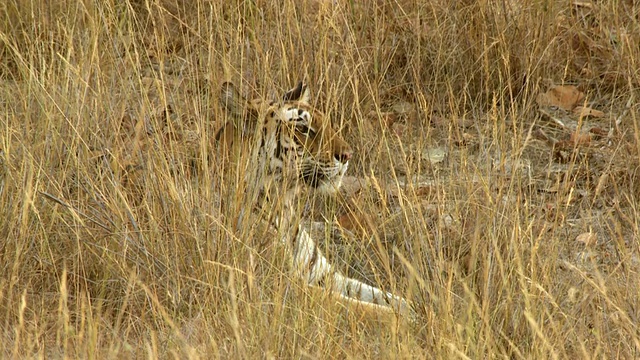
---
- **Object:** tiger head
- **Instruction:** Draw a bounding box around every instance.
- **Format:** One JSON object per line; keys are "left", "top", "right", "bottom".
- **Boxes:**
{"left": 217, "top": 81, "right": 353, "bottom": 194}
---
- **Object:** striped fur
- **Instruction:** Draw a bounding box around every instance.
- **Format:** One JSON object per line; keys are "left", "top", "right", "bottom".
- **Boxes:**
{"left": 217, "top": 81, "right": 412, "bottom": 317}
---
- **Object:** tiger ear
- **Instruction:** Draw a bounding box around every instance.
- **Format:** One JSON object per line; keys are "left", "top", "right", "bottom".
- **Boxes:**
{"left": 219, "top": 81, "right": 260, "bottom": 138}
{"left": 283, "top": 81, "right": 310, "bottom": 104}
{"left": 220, "top": 81, "right": 246, "bottom": 118}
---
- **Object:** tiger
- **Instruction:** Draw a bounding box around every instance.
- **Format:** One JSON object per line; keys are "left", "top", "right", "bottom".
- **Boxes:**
{"left": 216, "top": 81, "right": 413, "bottom": 319}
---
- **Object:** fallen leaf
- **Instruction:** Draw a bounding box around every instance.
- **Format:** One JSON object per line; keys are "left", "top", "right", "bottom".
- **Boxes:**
{"left": 430, "top": 115, "right": 448, "bottom": 127}
{"left": 589, "top": 127, "right": 608, "bottom": 136}
{"left": 339, "top": 176, "right": 368, "bottom": 197}
{"left": 536, "top": 85, "right": 585, "bottom": 111}
{"left": 421, "top": 147, "right": 448, "bottom": 164}
{"left": 366, "top": 111, "right": 397, "bottom": 131}
{"left": 532, "top": 128, "right": 551, "bottom": 142}
{"left": 337, "top": 211, "right": 364, "bottom": 233}
{"left": 573, "top": 105, "right": 605, "bottom": 118}
{"left": 576, "top": 232, "right": 597, "bottom": 247}
{"left": 569, "top": 131, "right": 592, "bottom": 146}
{"left": 392, "top": 101, "right": 415, "bottom": 115}
{"left": 452, "top": 132, "right": 477, "bottom": 146}
{"left": 567, "top": 287, "right": 579, "bottom": 303}
{"left": 391, "top": 122, "right": 406, "bottom": 136}
{"left": 386, "top": 177, "right": 436, "bottom": 198}
{"left": 378, "top": 111, "right": 398, "bottom": 127}
{"left": 576, "top": 249, "right": 598, "bottom": 262}
{"left": 594, "top": 172, "right": 609, "bottom": 198}
{"left": 580, "top": 66, "right": 594, "bottom": 77}
{"left": 572, "top": 1, "right": 593, "bottom": 9}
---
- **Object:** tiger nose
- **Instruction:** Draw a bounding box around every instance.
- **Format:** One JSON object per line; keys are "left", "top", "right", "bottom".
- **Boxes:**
{"left": 335, "top": 149, "right": 353, "bottom": 163}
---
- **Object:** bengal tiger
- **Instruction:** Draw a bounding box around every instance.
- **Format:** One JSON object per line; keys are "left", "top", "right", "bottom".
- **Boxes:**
{"left": 216, "top": 81, "right": 413, "bottom": 319}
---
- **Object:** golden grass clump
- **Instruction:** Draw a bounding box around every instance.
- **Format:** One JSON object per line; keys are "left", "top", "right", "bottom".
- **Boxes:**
{"left": 1, "top": 0, "right": 639, "bottom": 358}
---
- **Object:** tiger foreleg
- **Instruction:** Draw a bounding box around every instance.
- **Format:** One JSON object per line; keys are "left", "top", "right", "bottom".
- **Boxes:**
{"left": 291, "top": 226, "right": 414, "bottom": 318}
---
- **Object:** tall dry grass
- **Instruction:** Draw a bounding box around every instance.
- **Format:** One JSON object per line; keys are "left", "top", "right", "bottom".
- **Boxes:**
{"left": 1, "top": 0, "right": 639, "bottom": 358}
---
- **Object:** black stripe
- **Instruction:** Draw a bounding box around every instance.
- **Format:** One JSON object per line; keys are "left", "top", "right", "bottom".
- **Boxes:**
{"left": 291, "top": 225, "right": 301, "bottom": 249}
{"left": 372, "top": 292, "right": 381, "bottom": 305}
{"left": 274, "top": 125, "right": 282, "bottom": 159}
{"left": 317, "top": 272, "right": 327, "bottom": 288}
{"left": 345, "top": 281, "right": 353, "bottom": 297}
{"left": 275, "top": 141, "right": 282, "bottom": 159}
{"left": 308, "top": 245, "right": 318, "bottom": 272}
{"left": 215, "top": 123, "right": 229, "bottom": 141}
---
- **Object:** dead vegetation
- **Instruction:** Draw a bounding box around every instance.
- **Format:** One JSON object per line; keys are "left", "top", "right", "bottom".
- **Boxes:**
{"left": 1, "top": 0, "right": 639, "bottom": 358}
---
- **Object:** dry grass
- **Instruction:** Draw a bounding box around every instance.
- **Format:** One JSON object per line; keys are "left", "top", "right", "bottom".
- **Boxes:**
{"left": 1, "top": 0, "right": 640, "bottom": 358}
